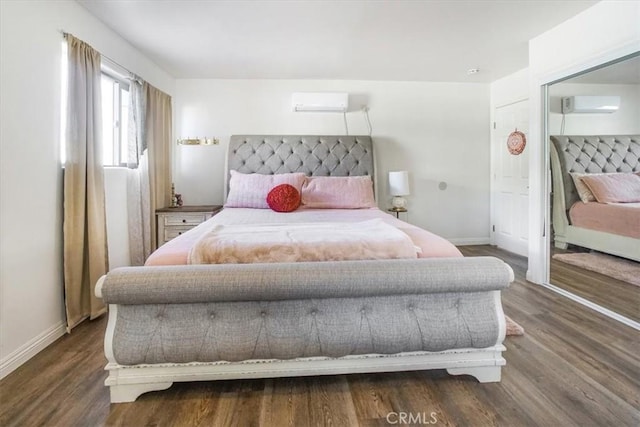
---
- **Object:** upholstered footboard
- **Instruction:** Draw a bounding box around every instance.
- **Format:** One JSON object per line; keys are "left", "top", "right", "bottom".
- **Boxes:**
{"left": 96, "top": 257, "right": 513, "bottom": 402}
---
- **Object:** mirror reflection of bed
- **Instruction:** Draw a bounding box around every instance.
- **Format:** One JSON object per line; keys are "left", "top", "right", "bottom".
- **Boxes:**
{"left": 547, "top": 54, "right": 640, "bottom": 323}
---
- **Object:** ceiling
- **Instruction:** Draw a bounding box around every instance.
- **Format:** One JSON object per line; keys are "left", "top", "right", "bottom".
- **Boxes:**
{"left": 78, "top": 0, "right": 598, "bottom": 83}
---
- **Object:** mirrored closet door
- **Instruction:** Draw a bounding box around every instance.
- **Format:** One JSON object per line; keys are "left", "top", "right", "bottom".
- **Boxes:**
{"left": 547, "top": 53, "right": 640, "bottom": 324}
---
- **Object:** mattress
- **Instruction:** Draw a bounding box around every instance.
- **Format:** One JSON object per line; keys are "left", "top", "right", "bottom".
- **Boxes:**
{"left": 569, "top": 202, "right": 640, "bottom": 239}
{"left": 146, "top": 207, "right": 462, "bottom": 266}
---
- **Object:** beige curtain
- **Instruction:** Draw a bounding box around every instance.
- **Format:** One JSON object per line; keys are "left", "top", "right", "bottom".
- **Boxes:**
{"left": 63, "top": 34, "right": 108, "bottom": 330}
{"left": 126, "top": 81, "right": 172, "bottom": 262}
{"left": 145, "top": 83, "right": 173, "bottom": 251}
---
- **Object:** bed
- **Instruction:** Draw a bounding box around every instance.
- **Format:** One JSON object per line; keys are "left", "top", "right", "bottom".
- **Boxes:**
{"left": 550, "top": 135, "right": 640, "bottom": 261}
{"left": 96, "top": 135, "right": 514, "bottom": 403}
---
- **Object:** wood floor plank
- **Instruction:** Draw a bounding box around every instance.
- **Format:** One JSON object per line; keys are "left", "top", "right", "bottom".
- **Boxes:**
{"left": 1, "top": 245, "right": 638, "bottom": 426}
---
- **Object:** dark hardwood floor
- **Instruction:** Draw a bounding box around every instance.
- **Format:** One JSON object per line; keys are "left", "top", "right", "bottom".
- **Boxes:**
{"left": 550, "top": 248, "right": 640, "bottom": 322}
{"left": 1, "top": 245, "right": 638, "bottom": 426}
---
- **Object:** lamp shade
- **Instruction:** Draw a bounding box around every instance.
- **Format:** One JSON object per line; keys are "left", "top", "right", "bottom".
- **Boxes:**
{"left": 389, "top": 171, "right": 410, "bottom": 196}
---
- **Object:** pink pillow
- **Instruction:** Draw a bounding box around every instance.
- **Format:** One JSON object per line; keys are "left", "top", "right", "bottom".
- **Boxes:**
{"left": 225, "top": 171, "right": 306, "bottom": 208}
{"left": 266, "top": 184, "right": 301, "bottom": 212}
{"left": 301, "top": 176, "right": 376, "bottom": 209}
{"left": 580, "top": 173, "right": 640, "bottom": 203}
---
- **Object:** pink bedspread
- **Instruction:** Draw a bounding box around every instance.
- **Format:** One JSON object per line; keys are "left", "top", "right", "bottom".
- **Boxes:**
{"left": 569, "top": 202, "right": 640, "bottom": 239}
{"left": 146, "top": 207, "right": 462, "bottom": 266}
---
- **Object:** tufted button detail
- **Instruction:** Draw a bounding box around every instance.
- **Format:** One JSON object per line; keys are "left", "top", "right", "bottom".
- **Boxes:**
{"left": 261, "top": 311, "right": 266, "bottom": 317}
{"left": 311, "top": 309, "right": 317, "bottom": 315}
{"left": 209, "top": 313, "right": 215, "bottom": 319}
{"left": 360, "top": 308, "right": 366, "bottom": 313}
{"left": 408, "top": 305, "right": 414, "bottom": 311}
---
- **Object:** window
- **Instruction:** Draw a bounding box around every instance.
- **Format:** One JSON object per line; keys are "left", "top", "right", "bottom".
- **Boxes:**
{"left": 101, "top": 72, "right": 130, "bottom": 166}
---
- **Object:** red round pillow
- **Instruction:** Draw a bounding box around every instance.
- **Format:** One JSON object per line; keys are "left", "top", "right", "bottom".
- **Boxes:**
{"left": 266, "top": 184, "right": 301, "bottom": 212}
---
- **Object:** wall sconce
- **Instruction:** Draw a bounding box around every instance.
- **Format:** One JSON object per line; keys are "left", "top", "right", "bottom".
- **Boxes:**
{"left": 177, "top": 137, "right": 219, "bottom": 145}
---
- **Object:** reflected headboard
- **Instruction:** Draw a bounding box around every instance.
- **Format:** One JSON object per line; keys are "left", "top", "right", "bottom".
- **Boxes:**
{"left": 224, "top": 135, "right": 375, "bottom": 199}
{"left": 550, "top": 135, "right": 640, "bottom": 211}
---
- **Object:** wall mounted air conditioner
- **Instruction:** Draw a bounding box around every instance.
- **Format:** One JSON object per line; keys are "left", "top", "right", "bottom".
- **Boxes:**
{"left": 292, "top": 92, "right": 348, "bottom": 112}
{"left": 561, "top": 96, "right": 620, "bottom": 114}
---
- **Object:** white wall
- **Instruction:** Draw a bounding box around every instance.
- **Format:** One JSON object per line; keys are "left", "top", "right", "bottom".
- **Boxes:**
{"left": 548, "top": 83, "right": 640, "bottom": 135}
{"left": 490, "top": 68, "right": 530, "bottom": 109}
{"left": 527, "top": 1, "right": 640, "bottom": 283}
{"left": 174, "top": 79, "right": 491, "bottom": 243}
{"left": 104, "top": 168, "right": 131, "bottom": 270}
{"left": 0, "top": 0, "right": 174, "bottom": 378}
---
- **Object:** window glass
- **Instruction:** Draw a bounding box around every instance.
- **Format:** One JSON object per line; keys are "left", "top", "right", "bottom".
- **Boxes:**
{"left": 100, "top": 73, "right": 129, "bottom": 166}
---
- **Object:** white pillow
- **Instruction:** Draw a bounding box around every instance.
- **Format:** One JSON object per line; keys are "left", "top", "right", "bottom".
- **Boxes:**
{"left": 225, "top": 171, "right": 306, "bottom": 209}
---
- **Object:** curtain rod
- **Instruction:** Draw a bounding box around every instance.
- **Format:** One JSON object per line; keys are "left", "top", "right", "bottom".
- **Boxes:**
{"left": 60, "top": 29, "right": 140, "bottom": 82}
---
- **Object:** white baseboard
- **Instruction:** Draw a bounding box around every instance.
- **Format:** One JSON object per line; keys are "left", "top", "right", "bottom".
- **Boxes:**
{"left": 448, "top": 237, "right": 491, "bottom": 246}
{"left": 0, "top": 322, "right": 66, "bottom": 380}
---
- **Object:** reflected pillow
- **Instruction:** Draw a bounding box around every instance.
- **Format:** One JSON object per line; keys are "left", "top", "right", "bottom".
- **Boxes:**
{"left": 301, "top": 176, "right": 376, "bottom": 209}
{"left": 580, "top": 172, "right": 640, "bottom": 203}
{"left": 569, "top": 172, "right": 638, "bottom": 203}
{"left": 225, "top": 171, "right": 306, "bottom": 209}
{"left": 569, "top": 172, "right": 598, "bottom": 203}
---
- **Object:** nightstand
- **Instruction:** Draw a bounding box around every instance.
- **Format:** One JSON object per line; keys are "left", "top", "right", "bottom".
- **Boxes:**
{"left": 156, "top": 205, "right": 222, "bottom": 248}
{"left": 388, "top": 207, "right": 407, "bottom": 219}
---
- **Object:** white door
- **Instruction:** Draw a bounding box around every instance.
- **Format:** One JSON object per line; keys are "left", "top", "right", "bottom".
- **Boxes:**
{"left": 492, "top": 100, "right": 529, "bottom": 256}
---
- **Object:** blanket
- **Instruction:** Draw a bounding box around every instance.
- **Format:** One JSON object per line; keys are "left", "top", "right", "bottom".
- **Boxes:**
{"left": 188, "top": 219, "right": 420, "bottom": 264}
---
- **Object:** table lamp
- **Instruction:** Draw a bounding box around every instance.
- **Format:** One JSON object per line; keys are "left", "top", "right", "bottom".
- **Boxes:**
{"left": 389, "top": 171, "right": 410, "bottom": 209}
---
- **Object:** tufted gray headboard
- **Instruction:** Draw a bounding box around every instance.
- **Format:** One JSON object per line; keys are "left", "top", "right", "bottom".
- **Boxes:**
{"left": 225, "top": 135, "right": 375, "bottom": 198}
{"left": 550, "top": 135, "right": 640, "bottom": 210}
